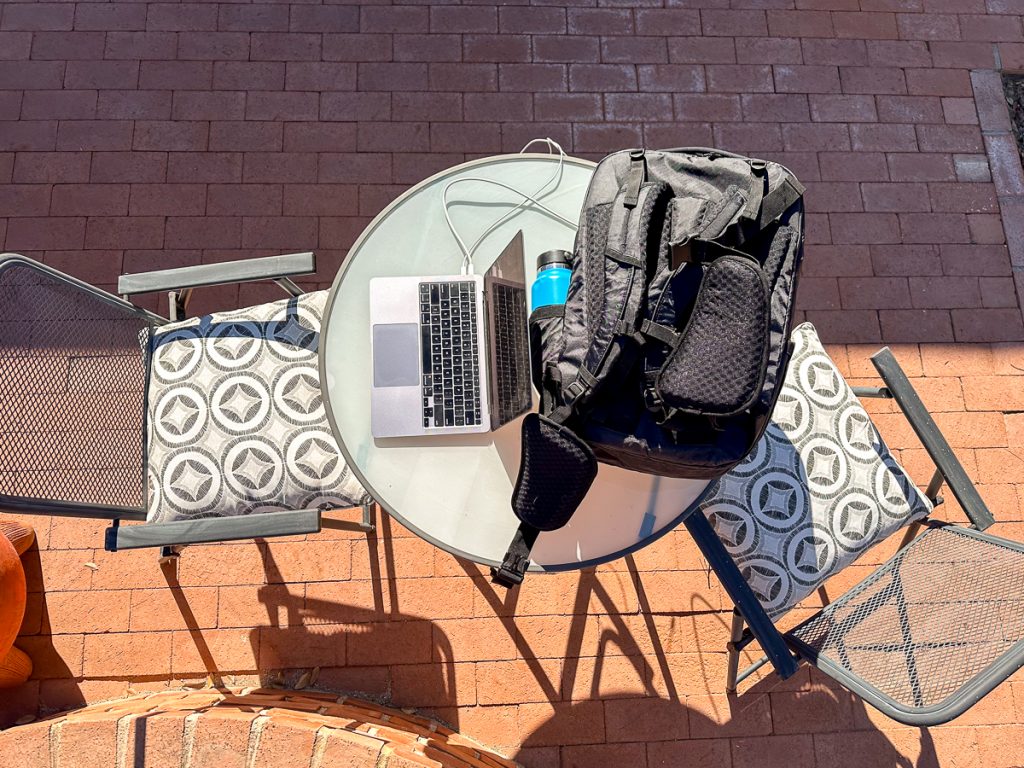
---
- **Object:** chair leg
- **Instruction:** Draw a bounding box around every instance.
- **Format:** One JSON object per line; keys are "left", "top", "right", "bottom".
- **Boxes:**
{"left": 924, "top": 467, "right": 944, "bottom": 507}
{"left": 273, "top": 277, "right": 304, "bottom": 297}
{"left": 159, "top": 545, "right": 181, "bottom": 565}
{"left": 726, "top": 609, "right": 744, "bottom": 693}
{"left": 168, "top": 289, "right": 191, "bottom": 322}
{"left": 725, "top": 610, "right": 777, "bottom": 693}
{"left": 359, "top": 501, "right": 376, "bottom": 532}
{"left": 898, "top": 520, "right": 923, "bottom": 550}
{"left": 684, "top": 511, "right": 800, "bottom": 679}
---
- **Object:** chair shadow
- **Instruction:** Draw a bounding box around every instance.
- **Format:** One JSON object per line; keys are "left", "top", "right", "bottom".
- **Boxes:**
{"left": 148, "top": 294, "right": 319, "bottom": 352}
{"left": 5, "top": 515, "right": 951, "bottom": 767}
{"left": 499, "top": 554, "right": 944, "bottom": 767}
{"left": 160, "top": 511, "right": 461, "bottom": 731}
{"left": 160, "top": 526, "right": 951, "bottom": 768}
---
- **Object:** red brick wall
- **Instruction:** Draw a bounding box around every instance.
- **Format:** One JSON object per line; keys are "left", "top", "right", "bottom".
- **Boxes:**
{"left": 2, "top": 2, "right": 1024, "bottom": 341}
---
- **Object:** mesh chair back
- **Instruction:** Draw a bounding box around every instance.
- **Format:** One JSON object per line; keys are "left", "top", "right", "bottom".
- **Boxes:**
{"left": 0, "top": 256, "right": 155, "bottom": 513}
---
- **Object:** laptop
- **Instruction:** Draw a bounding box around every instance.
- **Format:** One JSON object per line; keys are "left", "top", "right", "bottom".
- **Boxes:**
{"left": 369, "top": 231, "right": 532, "bottom": 438}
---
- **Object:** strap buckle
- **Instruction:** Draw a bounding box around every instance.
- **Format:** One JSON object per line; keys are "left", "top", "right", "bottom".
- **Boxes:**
{"left": 567, "top": 367, "right": 597, "bottom": 400}
{"left": 491, "top": 525, "right": 537, "bottom": 588}
{"left": 643, "top": 386, "right": 664, "bottom": 413}
{"left": 491, "top": 552, "right": 529, "bottom": 587}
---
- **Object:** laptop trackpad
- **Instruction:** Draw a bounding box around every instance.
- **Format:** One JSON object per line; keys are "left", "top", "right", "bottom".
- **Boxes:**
{"left": 373, "top": 323, "right": 420, "bottom": 387}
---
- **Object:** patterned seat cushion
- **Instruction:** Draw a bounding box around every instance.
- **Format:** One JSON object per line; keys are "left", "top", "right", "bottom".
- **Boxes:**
{"left": 144, "top": 290, "right": 369, "bottom": 524}
{"left": 700, "top": 323, "right": 932, "bottom": 618}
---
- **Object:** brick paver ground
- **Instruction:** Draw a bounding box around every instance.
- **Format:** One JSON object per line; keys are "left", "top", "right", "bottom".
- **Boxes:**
{"left": 3, "top": 1, "right": 1024, "bottom": 766}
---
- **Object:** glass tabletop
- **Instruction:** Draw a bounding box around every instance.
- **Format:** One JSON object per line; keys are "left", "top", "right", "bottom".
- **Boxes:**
{"left": 320, "top": 153, "right": 711, "bottom": 571}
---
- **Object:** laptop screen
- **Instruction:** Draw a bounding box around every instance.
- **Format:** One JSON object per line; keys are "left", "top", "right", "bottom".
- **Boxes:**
{"left": 486, "top": 231, "right": 527, "bottom": 285}
{"left": 484, "top": 232, "right": 532, "bottom": 428}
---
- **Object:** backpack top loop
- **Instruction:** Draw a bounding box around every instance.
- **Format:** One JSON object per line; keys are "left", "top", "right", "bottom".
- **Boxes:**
{"left": 623, "top": 149, "right": 646, "bottom": 208}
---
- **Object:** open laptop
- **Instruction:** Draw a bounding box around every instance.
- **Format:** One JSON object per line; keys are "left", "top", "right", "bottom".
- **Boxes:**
{"left": 369, "top": 231, "right": 532, "bottom": 438}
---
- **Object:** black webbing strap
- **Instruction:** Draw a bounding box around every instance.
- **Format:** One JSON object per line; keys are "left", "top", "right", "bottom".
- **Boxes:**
{"left": 605, "top": 249, "right": 644, "bottom": 269}
{"left": 696, "top": 186, "right": 747, "bottom": 241}
{"left": 622, "top": 149, "right": 646, "bottom": 208}
{"left": 491, "top": 523, "right": 539, "bottom": 587}
{"left": 576, "top": 366, "right": 599, "bottom": 388}
{"left": 757, "top": 175, "right": 804, "bottom": 229}
{"left": 548, "top": 403, "right": 573, "bottom": 424}
{"left": 640, "top": 319, "right": 680, "bottom": 347}
{"left": 744, "top": 158, "right": 767, "bottom": 221}
{"left": 530, "top": 303, "right": 565, "bottom": 322}
{"left": 685, "top": 166, "right": 803, "bottom": 248}
{"left": 603, "top": 186, "right": 633, "bottom": 265}
{"left": 540, "top": 365, "right": 559, "bottom": 414}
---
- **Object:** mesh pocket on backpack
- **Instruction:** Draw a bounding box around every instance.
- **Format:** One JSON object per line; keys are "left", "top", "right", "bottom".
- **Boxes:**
{"left": 583, "top": 203, "right": 612, "bottom": 340}
{"left": 513, "top": 413, "right": 597, "bottom": 531}
{"left": 656, "top": 255, "right": 769, "bottom": 416}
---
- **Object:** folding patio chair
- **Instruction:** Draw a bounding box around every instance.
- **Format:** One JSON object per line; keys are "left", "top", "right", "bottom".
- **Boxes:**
{"left": 0, "top": 253, "right": 373, "bottom": 557}
{"left": 682, "top": 322, "right": 1024, "bottom": 726}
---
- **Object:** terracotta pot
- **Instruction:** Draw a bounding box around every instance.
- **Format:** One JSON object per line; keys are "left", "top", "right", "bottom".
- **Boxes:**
{"left": 0, "top": 520, "right": 35, "bottom": 556}
{"left": 0, "top": 645, "right": 31, "bottom": 688}
{"left": 0, "top": 532, "right": 26, "bottom": 667}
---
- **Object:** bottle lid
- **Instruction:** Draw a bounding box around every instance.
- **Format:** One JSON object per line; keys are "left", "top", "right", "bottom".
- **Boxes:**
{"left": 537, "top": 249, "right": 572, "bottom": 269}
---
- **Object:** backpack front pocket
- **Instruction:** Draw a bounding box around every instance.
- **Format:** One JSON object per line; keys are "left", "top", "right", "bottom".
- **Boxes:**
{"left": 655, "top": 254, "right": 770, "bottom": 417}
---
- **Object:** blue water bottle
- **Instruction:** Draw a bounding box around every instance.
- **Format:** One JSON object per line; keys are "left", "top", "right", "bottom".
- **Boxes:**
{"left": 531, "top": 250, "right": 572, "bottom": 310}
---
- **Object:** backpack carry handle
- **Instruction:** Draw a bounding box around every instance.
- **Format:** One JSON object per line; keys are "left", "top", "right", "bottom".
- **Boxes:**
{"left": 660, "top": 146, "right": 761, "bottom": 161}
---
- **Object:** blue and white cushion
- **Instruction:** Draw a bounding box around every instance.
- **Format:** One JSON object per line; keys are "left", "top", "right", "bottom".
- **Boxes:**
{"left": 700, "top": 323, "right": 932, "bottom": 618}
{"left": 144, "top": 290, "right": 369, "bottom": 523}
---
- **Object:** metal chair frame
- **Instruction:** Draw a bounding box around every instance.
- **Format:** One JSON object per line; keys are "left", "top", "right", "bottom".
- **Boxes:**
{"left": 683, "top": 345, "right": 1021, "bottom": 726}
{"left": 0, "top": 252, "right": 374, "bottom": 556}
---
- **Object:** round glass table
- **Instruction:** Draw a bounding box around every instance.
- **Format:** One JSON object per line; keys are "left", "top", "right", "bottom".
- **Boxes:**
{"left": 320, "top": 153, "right": 711, "bottom": 572}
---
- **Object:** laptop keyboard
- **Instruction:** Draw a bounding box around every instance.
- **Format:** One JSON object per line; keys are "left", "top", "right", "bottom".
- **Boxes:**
{"left": 420, "top": 281, "right": 481, "bottom": 429}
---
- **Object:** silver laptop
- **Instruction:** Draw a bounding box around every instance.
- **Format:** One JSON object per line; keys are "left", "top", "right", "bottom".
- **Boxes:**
{"left": 369, "top": 231, "right": 532, "bottom": 438}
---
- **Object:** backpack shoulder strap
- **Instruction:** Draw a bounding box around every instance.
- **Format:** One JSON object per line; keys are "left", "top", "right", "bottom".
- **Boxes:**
{"left": 492, "top": 413, "right": 598, "bottom": 587}
{"left": 556, "top": 179, "right": 670, "bottom": 418}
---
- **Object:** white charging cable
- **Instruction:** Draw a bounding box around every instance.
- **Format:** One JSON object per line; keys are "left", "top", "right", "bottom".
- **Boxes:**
{"left": 465, "top": 138, "right": 571, "bottom": 259}
{"left": 442, "top": 138, "right": 579, "bottom": 275}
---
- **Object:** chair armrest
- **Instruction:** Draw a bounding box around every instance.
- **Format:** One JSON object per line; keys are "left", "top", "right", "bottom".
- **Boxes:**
{"left": 117, "top": 252, "right": 316, "bottom": 297}
{"left": 104, "top": 509, "right": 321, "bottom": 551}
{"left": 871, "top": 346, "right": 995, "bottom": 530}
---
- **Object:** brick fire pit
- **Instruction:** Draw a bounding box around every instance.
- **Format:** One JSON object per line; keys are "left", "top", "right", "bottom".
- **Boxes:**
{"left": 0, "top": 687, "right": 518, "bottom": 768}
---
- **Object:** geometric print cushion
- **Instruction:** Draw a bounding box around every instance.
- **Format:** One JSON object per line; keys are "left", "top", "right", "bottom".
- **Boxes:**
{"left": 699, "top": 322, "right": 932, "bottom": 619}
{"left": 144, "top": 290, "right": 369, "bottom": 523}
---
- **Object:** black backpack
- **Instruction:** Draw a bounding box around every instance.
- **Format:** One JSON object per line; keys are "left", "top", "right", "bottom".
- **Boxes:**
{"left": 494, "top": 147, "right": 806, "bottom": 586}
